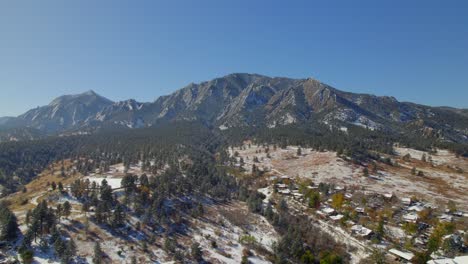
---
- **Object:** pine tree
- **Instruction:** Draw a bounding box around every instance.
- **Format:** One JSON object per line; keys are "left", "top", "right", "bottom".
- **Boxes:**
{"left": 363, "top": 167, "right": 369, "bottom": 177}
{"left": 56, "top": 204, "right": 63, "bottom": 220}
{"left": 264, "top": 203, "right": 274, "bottom": 220}
{"left": 63, "top": 201, "right": 71, "bottom": 219}
{"left": 308, "top": 191, "right": 321, "bottom": 209}
{"left": 54, "top": 238, "right": 66, "bottom": 261}
{"left": 63, "top": 238, "right": 77, "bottom": 263}
{"left": 95, "top": 203, "right": 107, "bottom": 224}
{"left": 93, "top": 242, "right": 103, "bottom": 264}
{"left": 25, "top": 209, "right": 31, "bottom": 225}
{"left": 197, "top": 203, "right": 204, "bottom": 216}
{"left": 19, "top": 247, "right": 34, "bottom": 264}
{"left": 111, "top": 204, "right": 126, "bottom": 228}
{"left": 191, "top": 242, "right": 203, "bottom": 261}
{"left": 0, "top": 206, "right": 19, "bottom": 242}
{"left": 100, "top": 179, "right": 113, "bottom": 207}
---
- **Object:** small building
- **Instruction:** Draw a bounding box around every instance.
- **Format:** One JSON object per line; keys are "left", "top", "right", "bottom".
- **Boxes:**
{"left": 330, "top": 214, "right": 344, "bottom": 221}
{"left": 454, "top": 256, "right": 468, "bottom": 263}
{"left": 321, "top": 207, "right": 335, "bottom": 216}
{"left": 351, "top": 225, "right": 373, "bottom": 238}
{"left": 334, "top": 186, "right": 344, "bottom": 191}
{"left": 415, "top": 237, "right": 426, "bottom": 246}
{"left": 316, "top": 210, "right": 327, "bottom": 217}
{"left": 384, "top": 193, "right": 394, "bottom": 199}
{"left": 355, "top": 207, "right": 365, "bottom": 214}
{"left": 389, "top": 248, "right": 414, "bottom": 262}
{"left": 427, "top": 255, "right": 468, "bottom": 264}
{"left": 453, "top": 211, "right": 464, "bottom": 217}
{"left": 403, "top": 212, "right": 418, "bottom": 223}
{"left": 292, "top": 191, "right": 303, "bottom": 199}
{"left": 408, "top": 205, "right": 425, "bottom": 212}
{"left": 402, "top": 197, "right": 412, "bottom": 206}
{"left": 439, "top": 214, "right": 453, "bottom": 222}
{"left": 279, "top": 189, "right": 291, "bottom": 195}
{"left": 276, "top": 183, "right": 287, "bottom": 189}
{"left": 427, "top": 258, "right": 454, "bottom": 264}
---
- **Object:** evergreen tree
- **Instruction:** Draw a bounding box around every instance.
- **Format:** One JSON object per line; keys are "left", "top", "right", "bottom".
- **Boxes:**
{"left": 93, "top": 242, "right": 103, "bottom": 264}
{"left": 54, "top": 238, "right": 66, "bottom": 261}
{"left": 63, "top": 238, "right": 77, "bottom": 263}
{"left": 19, "top": 247, "right": 34, "bottom": 264}
{"left": 0, "top": 205, "right": 20, "bottom": 242}
{"left": 111, "top": 204, "right": 126, "bottom": 228}
{"left": 308, "top": 191, "right": 321, "bottom": 209}
{"left": 63, "top": 201, "right": 71, "bottom": 219}
{"left": 100, "top": 179, "right": 113, "bottom": 207}
{"left": 191, "top": 242, "right": 203, "bottom": 261}
{"left": 363, "top": 167, "right": 369, "bottom": 177}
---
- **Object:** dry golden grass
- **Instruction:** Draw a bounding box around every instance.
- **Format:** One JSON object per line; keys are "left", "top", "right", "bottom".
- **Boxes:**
{"left": 6, "top": 160, "right": 82, "bottom": 212}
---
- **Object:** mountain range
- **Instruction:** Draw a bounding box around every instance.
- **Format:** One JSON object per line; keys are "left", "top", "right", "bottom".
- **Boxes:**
{"left": 1, "top": 73, "right": 467, "bottom": 143}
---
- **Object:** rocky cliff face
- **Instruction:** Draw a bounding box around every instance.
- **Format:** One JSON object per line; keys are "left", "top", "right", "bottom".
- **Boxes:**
{"left": 1, "top": 73, "right": 467, "bottom": 143}
{"left": 16, "top": 90, "right": 113, "bottom": 133}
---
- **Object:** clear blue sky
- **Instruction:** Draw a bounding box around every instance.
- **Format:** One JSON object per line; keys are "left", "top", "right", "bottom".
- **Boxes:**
{"left": 1, "top": 0, "right": 467, "bottom": 116}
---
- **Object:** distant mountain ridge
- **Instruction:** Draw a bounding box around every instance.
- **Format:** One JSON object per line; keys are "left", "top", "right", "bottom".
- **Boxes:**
{"left": 1, "top": 73, "right": 467, "bottom": 143}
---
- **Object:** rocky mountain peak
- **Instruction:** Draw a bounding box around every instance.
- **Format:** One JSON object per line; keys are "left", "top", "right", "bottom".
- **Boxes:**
{"left": 0, "top": 73, "right": 467, "bottom": 143}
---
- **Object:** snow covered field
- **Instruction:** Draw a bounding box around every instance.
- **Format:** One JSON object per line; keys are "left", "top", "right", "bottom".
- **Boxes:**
{"left": 83, "top": 176, "right": 122, "bottom": 189}
{"left": 188, "top": 202, "right": 277, "bottom": 264}
{"left": 232, "top": 144, "right": 468, "bottom": 210}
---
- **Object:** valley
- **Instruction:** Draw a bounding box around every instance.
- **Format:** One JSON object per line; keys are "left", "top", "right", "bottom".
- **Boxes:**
{"left": 0, "top": 75, "right": 467, "bottom": 263}
{"left": 1, "top": 140, "right": 466, "bottom": 263}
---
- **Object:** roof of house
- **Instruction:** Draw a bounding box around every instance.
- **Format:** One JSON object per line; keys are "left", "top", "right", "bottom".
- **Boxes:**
{"left": 351, "top": 225, "right": 373, "bottom": 237}
{"left": 427, "top": 255, "right": 468, "bottom": 264}
{"left": 389, "top": 249, "right": 414, "bottom": 261}
{"left": 408, "top": 205, "right": 425, "bottom": 212}
{"left": 321, "top": 207, "right": 335, "bottom": 214}
{"left": 403, "top": 213, "right": 418, "bottom": 222}
{"left": 427, "top": 258, "right": 455, "bottom": 264}
{"left": 439, "top": 214, "right": 454, "bottom": 222}
{"left": 454, "top": 256, "right": 468, "bottom": 263}
{"left": 355, "top": 207, "right": 365, "bottom": 213}
{"left": 330, "top": 214, "right": 344, "bottom": 221}
{"left": 402, "top": 197, "right": 412, "bottom": 204}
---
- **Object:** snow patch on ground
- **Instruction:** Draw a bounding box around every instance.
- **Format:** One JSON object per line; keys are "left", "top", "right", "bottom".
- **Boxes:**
{"left": 83, "top": 176, "right": 122, "bottom": 189}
